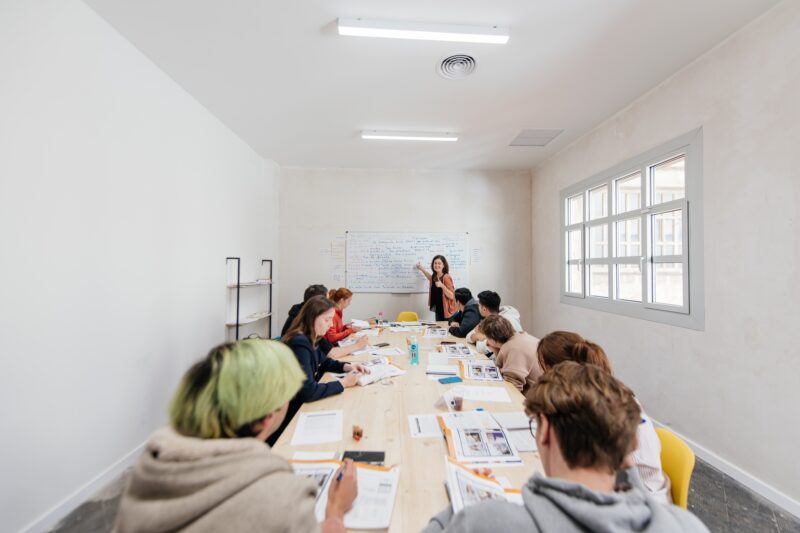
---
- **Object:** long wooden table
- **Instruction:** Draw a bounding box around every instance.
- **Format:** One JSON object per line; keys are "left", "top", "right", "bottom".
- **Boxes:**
{"left": 273, "top": 323, "right": 543, "bottom": 532}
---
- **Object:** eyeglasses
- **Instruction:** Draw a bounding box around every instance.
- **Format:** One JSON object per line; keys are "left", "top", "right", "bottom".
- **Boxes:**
{"left": 529, "top": 418, "right": 537, "bottom": 439}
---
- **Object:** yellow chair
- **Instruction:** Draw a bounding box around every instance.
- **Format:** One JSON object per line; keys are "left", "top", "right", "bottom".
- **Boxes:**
{"left": 396, "top": 311, "right": 419, "bottom": 322}
{"left": 655, "top": 427, "right": 695, "bottom": 509}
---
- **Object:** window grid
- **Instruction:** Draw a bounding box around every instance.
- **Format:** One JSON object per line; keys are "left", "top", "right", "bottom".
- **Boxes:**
{"left": 560, "top": 136, "right": 699, "bottom": 323}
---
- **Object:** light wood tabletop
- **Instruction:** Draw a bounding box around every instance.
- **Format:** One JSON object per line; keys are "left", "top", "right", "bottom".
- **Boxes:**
{"left": 272, "top": 323, "right": 544, "bottom": 532}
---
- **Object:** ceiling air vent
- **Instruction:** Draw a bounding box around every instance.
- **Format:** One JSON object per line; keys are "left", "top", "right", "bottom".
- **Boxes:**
{"left": 509, "top": 129, "right": 564, "bottom": 147}
{"left": 437, "top": 54, "right": 476, "bottom": 80}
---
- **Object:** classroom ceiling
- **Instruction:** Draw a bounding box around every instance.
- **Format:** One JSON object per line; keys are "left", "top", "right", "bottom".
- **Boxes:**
{"left": 84, "top": 0, "right": 778, "bottom": 170}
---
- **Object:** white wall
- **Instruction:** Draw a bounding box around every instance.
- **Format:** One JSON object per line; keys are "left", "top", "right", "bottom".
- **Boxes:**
{"left": 278, "top": 168, "right": 532, "bottom": 330}
{"left": 0, "top": 2, "right": 278, "bottom": 531}
{"left": 531, "top": 0, "right": 800, "bottom": 507}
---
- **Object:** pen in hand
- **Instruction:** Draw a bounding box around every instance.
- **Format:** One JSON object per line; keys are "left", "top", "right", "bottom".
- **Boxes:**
{"left": 336, "top": 463, "right": 347, "bottom": 482}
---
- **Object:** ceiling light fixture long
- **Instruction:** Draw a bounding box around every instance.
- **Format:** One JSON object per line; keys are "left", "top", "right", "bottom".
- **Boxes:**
{"left": 338, "top": 18, "right": 509, "bottom": 45}
{"left": 361, "top": 130, "right": 458, "bottom": 142}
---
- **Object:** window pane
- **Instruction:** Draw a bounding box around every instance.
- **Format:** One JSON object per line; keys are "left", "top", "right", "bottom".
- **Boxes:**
{"left": 567, "top": 264, "right": 582, "bottom": 293}
{"left": 616, "top": 264, "right": 642, "bottom": 302}
{"left": 589, "top": 264, "right": 609, "bottom": 298}
{"left": 588, "top": 185, "right": 608, "bottom": 220}
{"left": 567, "top": 230, "right": 582, "bottom": 260}
{"left": 567, "top": 195, "right": 583, "bottom": 225}
{"left": 652, "top": 155, "right": 685, "bottom": 205}
{"left": 615, "top": 218, "right": 640, "bottom": 257}
{"left": 653, "top": 263, "right": 683, "bottom": 306}
{"left": 652, "top": 210, "right": 683, "bottom": 256}
{"left": 588, "top": 224, "right": 608, "bottom": 258}
{"left": 615, "top": 172, "right": 641, "bottom": 214}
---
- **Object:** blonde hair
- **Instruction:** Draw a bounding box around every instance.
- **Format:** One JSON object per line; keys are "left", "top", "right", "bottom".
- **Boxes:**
{"left": 169, "top": 340, "right": 305, "bottom": 439}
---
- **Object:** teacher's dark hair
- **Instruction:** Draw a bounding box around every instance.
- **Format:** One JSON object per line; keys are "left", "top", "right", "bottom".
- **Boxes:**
{"left": 431, "top": 255, "right": 450, "bottom": 277}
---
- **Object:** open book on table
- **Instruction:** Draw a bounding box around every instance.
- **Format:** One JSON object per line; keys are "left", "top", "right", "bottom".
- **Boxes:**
{"left": 444, "top": 457, "right": 523, "bottom": 514}
{"left": 437, "top": 411, "right": 522, "bottom": 466}
{"left": 290, "top": 460, "right": 400, "bottom": 530}
{"left": 357, "top": 356, "right": 405, "bottom": 386}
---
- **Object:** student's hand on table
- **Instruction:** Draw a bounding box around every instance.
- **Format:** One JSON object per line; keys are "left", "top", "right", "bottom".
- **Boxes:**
{"left": 450, "top": 321, "right": 460, "bottom": 328}
{"left": 326, "top": 459, "right": 358, "bottom": 519}
{"left": 340, "top": 372, "right": 360, "bottom": 388}
{"left": 345, "top": 362, "right": 370, "bottom": 374}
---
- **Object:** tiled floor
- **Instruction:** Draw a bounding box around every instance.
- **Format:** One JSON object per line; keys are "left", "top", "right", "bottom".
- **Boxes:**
{"left": 51, "top": 459, "right": 800, "bottom": 532}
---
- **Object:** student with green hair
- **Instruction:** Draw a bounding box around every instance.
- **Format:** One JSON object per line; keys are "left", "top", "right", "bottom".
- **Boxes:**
{"left": 114, "top": 339, "right": 357, "bottom": 533}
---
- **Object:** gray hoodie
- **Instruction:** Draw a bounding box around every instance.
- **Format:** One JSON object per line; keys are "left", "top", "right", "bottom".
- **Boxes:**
{"left": 422, "top": 469, "right": 708, "bottom": 533}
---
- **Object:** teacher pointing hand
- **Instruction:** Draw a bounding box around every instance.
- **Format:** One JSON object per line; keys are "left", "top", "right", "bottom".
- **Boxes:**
{"left": 415, "top": 256, "right": 457, "bottom": 321}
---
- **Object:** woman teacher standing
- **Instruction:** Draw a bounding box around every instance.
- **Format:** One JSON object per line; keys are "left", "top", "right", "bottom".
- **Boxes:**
{"left": 416, "top": 255, "right": 457, "bottom": 321}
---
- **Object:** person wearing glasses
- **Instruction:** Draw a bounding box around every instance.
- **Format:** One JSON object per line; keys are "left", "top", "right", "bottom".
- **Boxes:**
{"left": 114, "top": 340, "right": 358, "bottom": 532}
{"left": 422, "top": 362, "right": 708, "bottom": 532}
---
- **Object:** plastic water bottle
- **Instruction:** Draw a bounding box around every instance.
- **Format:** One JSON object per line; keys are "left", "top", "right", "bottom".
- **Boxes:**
{"left": 409, "top": 335, "right": 419, "bottom": 366}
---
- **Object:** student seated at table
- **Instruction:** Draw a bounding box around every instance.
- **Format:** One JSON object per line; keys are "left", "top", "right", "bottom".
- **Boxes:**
{"left": 447, "top": 288, "right": 481, "bottom": 338}
{"left": 114, "top": 339, "right": 358, "bottom": 533}
{"left": 422, "top": 362, "right": 709, "bottom": 533}
{"left": 416, "top": 255, "right": 458, "bottom": 321}
{"left": 324, "top": 287, "right": 363, "bottom": 344}
{"left": 466, "top": 290, "right": 523, "bottom": 354}
{"left": 284, "top": 285, "right": 368, "bottom": 359}
{"left": 480, "top": 314, "right": 541, "bottom": 391}
{"left": 281, "top": 283, "right": 327, "bottom": 336}
{"left": 538, "top": 330, "right": 672, "bottom": 504}
{"left": 270, "top": 296, "right": 369, "bottom": 446}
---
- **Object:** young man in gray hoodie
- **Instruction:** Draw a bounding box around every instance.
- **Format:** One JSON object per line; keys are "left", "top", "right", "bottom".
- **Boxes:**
{"left": 422, "top": 362, "right": 709, "bottom": 533}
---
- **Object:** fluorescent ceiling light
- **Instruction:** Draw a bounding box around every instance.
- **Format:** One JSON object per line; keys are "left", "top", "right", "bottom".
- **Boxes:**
{"left": 338, "top": 18, "right": 509, "bottom": 45}
{"left": 361, "top": 130, "right": 458, "bottom": 142}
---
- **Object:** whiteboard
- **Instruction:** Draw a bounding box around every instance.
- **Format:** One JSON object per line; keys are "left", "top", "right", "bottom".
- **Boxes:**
{"left": 346, "top": 232, "right": 469, "bottom": 293}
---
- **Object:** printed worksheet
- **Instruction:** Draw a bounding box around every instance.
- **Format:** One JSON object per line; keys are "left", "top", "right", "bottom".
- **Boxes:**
{"left": 461, "top": 361, "right": 502, "bottom": 381}
{"left": 424, "top": 327, "right": 448, "bottom": 338}
{"left": 408, "top": 414, "right": 444, "bottom": 438}
{"left": 438, "top": 412, "right": 522, "bottom": 465}
{"left": 442, "top": 343, "right": 474, "bottom": 358}
{"left": 450, "top": 385, "right": 511, "bottom": 403}
{"left": 291, "top": 410, "right": 343, "bottom": 445}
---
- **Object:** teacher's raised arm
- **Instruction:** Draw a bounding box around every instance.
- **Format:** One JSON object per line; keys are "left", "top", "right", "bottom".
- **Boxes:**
{"left": 421, "top": 255, "right": 457, "bottom": 321}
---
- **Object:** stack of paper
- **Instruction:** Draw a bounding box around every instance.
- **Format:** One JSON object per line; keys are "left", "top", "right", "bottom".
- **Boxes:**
{"left": 371, "top": 346, "right": 405, "bottom": 356}
{"left": 354, "top": 329, "right": 380, "bottom": 338}
{"left": 427, "top": 364, "right": 459, "bottom": 376}
{"left": 428, "top": 353, "right": 450, "bottom": 366}
{"left": 437, "top": 411, "right": 522, "bottom": 466}
{"left": 291, "top": 460, "right": 401, "bottom": 530}
{"left": 444, "top": 458, "right": 523, "bottom": 513}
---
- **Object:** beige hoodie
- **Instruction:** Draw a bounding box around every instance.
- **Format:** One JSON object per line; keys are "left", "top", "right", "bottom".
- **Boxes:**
{"left": 114, "top": 427, "right": 320, "bottom": 533}
{"left": 495, "top": 332, "right": 542, "bottom": 392}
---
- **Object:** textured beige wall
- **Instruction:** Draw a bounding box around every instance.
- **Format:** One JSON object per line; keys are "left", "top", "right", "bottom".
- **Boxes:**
{"left": 530, "top": 1, "right": 800, "bottom": 501}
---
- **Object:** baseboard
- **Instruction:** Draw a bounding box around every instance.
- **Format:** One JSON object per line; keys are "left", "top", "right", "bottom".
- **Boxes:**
{"left": 20, "top": 441, "right": 146, "bottom": 533}
{"left": 652, "top": 419, "right": 800, "bottom": 519}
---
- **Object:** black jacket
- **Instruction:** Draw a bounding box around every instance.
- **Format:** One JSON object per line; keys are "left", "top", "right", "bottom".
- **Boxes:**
{"left": 280, "top": 302, "right": 304, "bottom": 337}
{"left": 448, "top": 299, "right": 481, "bottom": 338}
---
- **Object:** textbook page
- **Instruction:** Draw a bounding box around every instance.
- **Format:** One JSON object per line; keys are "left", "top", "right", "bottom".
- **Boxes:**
{"left": 408, "top": 414, "right": 443, "bottom": 438}
{"left": 445, "top": 458, "right": 523, "bottom": 514}
{"left": 491, "top": 411, "right": 530, "bottom": 430}
{"left": 438, "top": 412, "right": 522, "bottom": 465}
{"left": 291, "top": 411, "right": 343, "bottom": 445}
{"left": 308, "top": 463, "right": 401, "bottom": 529}
{"left": 461, "top": 361, "right": 502, "bottom": 381}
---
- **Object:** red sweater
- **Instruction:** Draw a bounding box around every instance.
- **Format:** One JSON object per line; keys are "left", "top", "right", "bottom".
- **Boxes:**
{"left": 324, "top": 308, "right": 353, "bottom": 343}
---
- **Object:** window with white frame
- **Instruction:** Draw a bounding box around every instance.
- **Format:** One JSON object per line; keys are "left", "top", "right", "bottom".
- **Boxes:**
{"left": 560, "top": 129, "right": 704, "bottom": 330}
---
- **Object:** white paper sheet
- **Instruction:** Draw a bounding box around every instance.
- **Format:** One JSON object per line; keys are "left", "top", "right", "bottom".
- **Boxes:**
{"left": 451, "top": 386, "right": 512, "bottom": 403}
{"left": 291, "top": 410, "right": 343, "bottom": 445}
{"left": 354, "top": 329, "right": 380, "bottom": 338}
{"left": 408, "top": 414, "right": 444, "bottom": 438}
{"left": 428, "top": 353, "right": 450, "bottom": 366}
{"left": 424, "top": 328, "right": 448, "bottom": 338}
{"left": 506, "top": 428, "right": 538, "bottom": 452}
{"left": 350, "top": 319, "right": 371, "bottom": 329}
{"left": 491, "top": 411, "right": 531, "bottom": 430}
{"left": 371, "top": 346, "right": 405, "bottom": 356}
{"left": 388, "top": 326, "right": 412, "bottom": 332}
{"left": 442, "top": 343, "right": 474, "bottom": 358}
{"left": 358, "top": 363, "right": 405, "bottom": 386}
